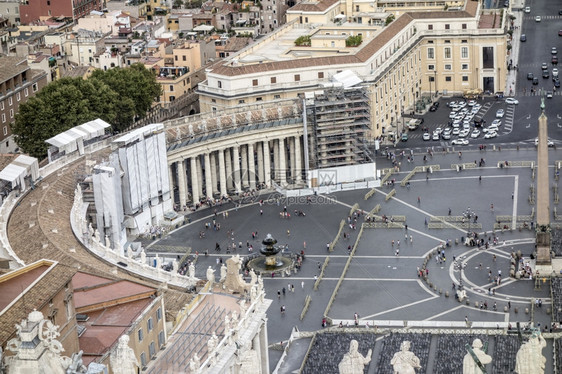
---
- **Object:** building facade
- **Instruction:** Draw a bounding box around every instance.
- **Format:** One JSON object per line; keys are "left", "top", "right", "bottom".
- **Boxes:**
{"left": 0, "top": 56, "right": 49, "bottom": 153}
{"left": 19, "top": 0, "right": 103, "bottom": 25}
{"left": 197, "top": 1, "right": 506, "bottom": 139}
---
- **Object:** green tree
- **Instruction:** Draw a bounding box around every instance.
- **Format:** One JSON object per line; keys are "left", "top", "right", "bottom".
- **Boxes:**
{"left": 12, "top": 78, "right": 118, "bottom": 157}
{"left": 385, "top": 14, "right": 395, "bottom": 26}
{"left": 294, "top": 35, "right": 311, "bottom": 46}
{"left": 91, "top": 63, "right": 162, "bottom": 119}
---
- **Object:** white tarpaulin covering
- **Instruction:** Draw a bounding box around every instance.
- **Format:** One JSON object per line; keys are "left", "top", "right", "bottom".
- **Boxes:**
{"left": 0, "top": 164, "right": 27, "bottom": 190}
{"left": 45, "top": 118, "right": 111, "bottom": 155}
{"left": 332, "top": 70, "right": 363, "bottom": 88}
{"left": 12, "top": 155, "right": 39, "bottom": 182}
{"left": 193, "top": 24, "right": 214, "bottom": 32}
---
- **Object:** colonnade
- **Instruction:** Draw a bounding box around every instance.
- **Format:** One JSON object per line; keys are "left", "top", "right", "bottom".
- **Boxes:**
{"left": 170, "top": 135, "right": 305, "bottom": 207}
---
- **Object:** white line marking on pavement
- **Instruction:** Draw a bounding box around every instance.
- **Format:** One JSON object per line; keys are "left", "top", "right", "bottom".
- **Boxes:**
{"left": 362, "top": 295, "right": 439, "bottom": 320}
{"left": 512, "top": 175, "right": 518, "bottom": 229}
{"left": 424, "top": 305, "right": 465, "bottom": 321}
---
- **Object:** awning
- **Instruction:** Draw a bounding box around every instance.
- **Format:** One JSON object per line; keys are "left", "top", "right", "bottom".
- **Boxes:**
{"left": 12, "top": 155, "right": 39, "bottom": 181}
{"left": 332, "top": 70, "right": 363, "bottom": 88}
{"left": 0, "top": 164, "right": 27, "bottom": 189}
{"left": 193, "top": 24, "right": 214, "bottom": 32}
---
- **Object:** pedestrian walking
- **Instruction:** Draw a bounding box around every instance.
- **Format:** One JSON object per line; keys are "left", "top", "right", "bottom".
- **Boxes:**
{"left": 410, "top": 235, "right": 413, "bottom": 243}
{"left": 277, "top": 290, "right": 281, "bottom": 299}
{"left": 281, "top": 305, "right": 286, "bottom": 315}
{"left": 301, "top": 281, "right": 305, "bottom": 289}
{"left": 418, "top": 196, "right": 421, "bottom": 204}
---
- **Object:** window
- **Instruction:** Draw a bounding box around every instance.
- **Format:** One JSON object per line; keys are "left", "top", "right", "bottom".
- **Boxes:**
{"left": 462, "top": 63, "right": 469, "bottom": 70}
{"left": 294, "top": 74, "right": 300, "bottom": 81}
{"left": 9, "top": 109, "right": 13, "bottom": 119}
{"left": 355, "top": 5, "right": 359, "bottom": 11}
{"left": 428, "top": 24, "right": 433, "bottom": 30}
{"left": 444, "top": 64, "right": 452, "bottom": 70}
{"left": 318, "top": 72, "right": 324, "bottom": 79}
{"left": 252, "top": 79, "right": 258, "bottom": 86}
{"left": 16, "top": 92, "right": 20, "bottom": 101}
{"left": 1, "top": 114, "right": 5, "bottom": 123}
{"left": 169, "top": 85, "right": 174, "bottom": 92}
{"left": 256, "top": 97, "right": 263, "bottom": 101}
{"left": 305, "top": 17, "right": 308, "bottom": 23}
{"left": 149, "top": 342, "right": 156, "bottom": 358}
{"left": 148, "top": 318, "right": 154, "bottom": 332}
{"left": 429, "top": 76, "right": 435, "bottom": 82}
{"left": 427, "top": 47, "right": 434, "bottom": 59}
{"left": 445, "top": 24, "right": 450, "bottom": 30}
{"left": 0, "top": 102, "right": 3, "bottom": 110}
{"left": 183, "top": 55, "right": 186, "bottom": 61}
{"left": 482, "top": 46, "right": 494, "bottom": 69}
{"left": 461, "top": 39, "right": 468, "bottom": 43}
{"left": 140, "top": 352, "right": 147, "bottom": 367}
{"left": 158, "top": 331, "right": 165, "bottom": 347}
{"left": 462, "top": 76, "right": 469, "bottom": 82}
{"left": 8, "top": 97, "right": 12, "bottom": 106}
{"left": 238, "top": 99, "right": 245, "bottom": 104}
{"left": 138, "top": 328, "right": 144, "bottom": 342}
{"left": 32, "top": 83, "right": 38, "bottom": 92}
{"left": 428, "top": 64, "right": 435, "bottom": 70}
{"left": 174, "top": 55, "right": 178, "bottom": 61}
{"left": 157, "top": 308, "right": 162, "bottom": 322}
{"left": 462, "top": 23, "right": 467, "bottom": 29}
{"left": 444, "top": 47, "right": 451, "bottom": 59}
{"left": 217, "top": 81, "right": 222, "bottom": 88}
{"left": 271, "top": 77, "right": 276, "bottom": 84}
{"left": 3, "top": 127, "right": 6, "bottom": 135}
{"left": 445, "top": 76, "right": 452, "bottom": 82}
{"left": 274, "top": 94, "right": 281, "bottom": 99}
{"left": 444, "top": 40, "right": 451, "bottom": 44}
{"left": 461, "top": 47, "right": 468, "bottom": 59}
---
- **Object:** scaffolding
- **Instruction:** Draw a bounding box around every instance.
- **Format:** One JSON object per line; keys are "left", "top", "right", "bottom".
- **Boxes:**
{"left": 306, "top": 86, "right": 370, "bottom": 168}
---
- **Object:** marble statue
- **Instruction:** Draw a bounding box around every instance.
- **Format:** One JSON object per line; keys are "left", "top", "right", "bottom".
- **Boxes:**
{"left": 105, "top": 235, "right": 111, "bottom": 249}
{"left": 338, "top": 340, "right": 372, "bottom": 374}
{"left": 206, "top": 266, "right": 216, "bottom": 286}
{"left": 189, "top": 263, "right": 196, "bottom": 279}
{"left": 239, "top": 300, "right": 247, "bottom": 318}
{"left": 250, "top": 285, "right": 258, "bottom": 303}
{"left": 4, "top": 309, "right": 92, "bottom": 374}
{"left": 140, "top": 250, "right": 146, "bottom": 266}
{"left": 391, "top": 341, "right": 421, "bottom": 374}
{"left": 172, "top": 260, "right": 179, "bottom": 273}
{"left": 220, "top": 263, "right": 227, "bottom": 282}
{"left": 249, "top": 269, "right": 257, "bottom": 286}
{"left": 155, "top": 255, "right": 161, "bottom": 269}
{"left": 189, "top": 353, "right": 200, "bottom": 373}
{"left": 223, "top": 255, "right": 247, "bottom": 293}
{"left": 515, "top": 330, "right": 546, "bottom": 374}
{"left": 110, "top": 335, "right": 139, "bottom": 374}
{"left": 127, "top": 246, "right": 133, "bottom": 260}
{"left": 257, "top": 275, "right": 263, "bottom": 293}
{"left": 93, "top": 229, "right": 100, "bottom": 244}
{"left": 88, "top": 223, "right": 94, "bottom": 236}
{"left": 225, "top": 314, "right": 231, "bottom": 331}
{"left": 207, "top": 333, "right": 219, "bottom": 355}
{"left": 463, "top": 338, "right": 491, "bottom": 374}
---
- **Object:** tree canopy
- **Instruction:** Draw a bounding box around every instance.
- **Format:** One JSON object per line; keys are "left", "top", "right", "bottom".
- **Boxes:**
{"left": 12, "top": 63, "right": 161, "bottom": 158}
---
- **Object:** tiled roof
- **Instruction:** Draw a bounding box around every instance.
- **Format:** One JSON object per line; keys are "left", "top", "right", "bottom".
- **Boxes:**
{"left": 74, "top": 278, "right": 155, "bottom": 311}
{"left": 0, "top": 56, "right": 29, "bottom": 84}
{"left": 211, "top": 4, "right": 479, "bottom": 77}
{"left": 0, "top": 262, "right": 77, "bottom": 345}
{"left": 289, "top": 0, "right": 339, "bottom": 12}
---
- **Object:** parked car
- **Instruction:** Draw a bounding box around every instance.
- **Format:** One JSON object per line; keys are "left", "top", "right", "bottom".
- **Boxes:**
{"left": 496, "top": 109, "right": 505, "bottom": 118}
{"left": 553, "top": 56, "right": 558, "bottom": 64}
{"left": 535, "top": 138, "right": 554, "bottom": 147}
{"left": 532, "top": 77, "right": 539, "bottom": 85}
{"left": 423, "top": 132, "right": 430, "bottom": 141}
{"left": 520, "top": 34, "right": 526, "bottom": 42}
{"left": 527, "top": 73, "right": 534, "bottom": 80}
{"left": 554, "top": 78, "right": 560, "bottom": 88}
{"left": 505, "top": 98, "right": 518, "bottom": 104}
{"left": 542, "top": 62, "right": 548, "bottom": 70}
{"left": 543, "top": 70, "right": 550, "bottom": 79}
{"left": 553, "top": 47, "right": 558, "bottom": 55}
{"left": 547, "top": 91, "right": 553, "bottom": 98}
{"left": 401, "top": 133, "right": 409, "bottom": 141}
{"left": 470, "top": 129, "right": 481, "bottom": 138}
{"left": 524, "top": 6, "right": 530, "bottom": 13}
{"left": 484, "top": 131, "right": 497, "bottom": 139}
{"left": 535, "top": 15, "right": 541, "bottom": 22}
{"left": 452, "top": 139, "right": 469, "bottom": 145}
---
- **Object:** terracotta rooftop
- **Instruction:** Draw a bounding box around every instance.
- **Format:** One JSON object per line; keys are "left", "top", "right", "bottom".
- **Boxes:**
{"left": 0, "top": 264, "right": 50, "bottom": 311}
{"left": 211, "top": 3, "right": 479, "bottom": 77}
{"left": 74, "top": 275, "right": 156, "bottom": 312}
{"left": 0, "top": 261, "right": 76, "bottom": 345}
{"left": 79, "top": 297, "right": 153, "bottom": 365}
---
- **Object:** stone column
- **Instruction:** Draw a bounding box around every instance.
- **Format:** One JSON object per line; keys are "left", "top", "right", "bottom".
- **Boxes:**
{"left": 289, "top": 137, "right": 296, "bottom": 181}
{"left": 210, "top": 151, "right": 218, "bottom": 195}
{"left": 190, "top": 157, "right": 200, "bottom": 205}
{"left": 273, "top": 139, "right": 279, "bottom": 182}
{"left": 218, "top": 149, "right": 227, "bottom": 197}
{"left": 256, "top": 142, "right": 264, "bottom": 186}
{"left": 232, "top": 146, "right": 241, "bottom": 193}
{"left": 177, "top": 160, "right": 187, "bottom": 208}
{"left": 278, "top": 137, "right": 287, "bottom": 185}
{"left": 168, "top": 165, "right": 176, "bottom": 205}
{"left": 295, "top": 135, "right": 302, "bottom": 183}
{"left": 225, "top": 148, "right": 233, "bottom": 190}
{"left": 259, "top": 320, "right": 270, "bottom": 373}
{"left": 241, "top": 144, "right": 248, "bottom": 188}
{"left": 248, "top": 142, "right": 256, "bottom": 190}
{"left": 263, "top": 140, "right": 271, "bottom": 188}
{"left": 196, "top": 156, "right": 203, "bottom": 198}
{"left": 204, "top": 153, "right": 213, "bottom": 199}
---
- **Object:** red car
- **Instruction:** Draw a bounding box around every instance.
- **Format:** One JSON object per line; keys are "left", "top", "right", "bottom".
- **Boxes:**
{"left": 559, "top": 30, "right": 562, "bottom": 36}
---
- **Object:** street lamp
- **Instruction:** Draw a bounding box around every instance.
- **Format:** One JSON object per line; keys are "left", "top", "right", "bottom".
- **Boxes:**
{"left": 434, "top": 70, "right": 438, "bottom": 99}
